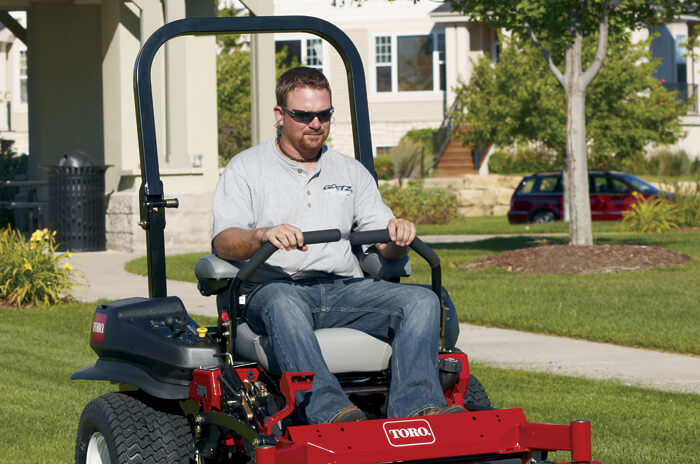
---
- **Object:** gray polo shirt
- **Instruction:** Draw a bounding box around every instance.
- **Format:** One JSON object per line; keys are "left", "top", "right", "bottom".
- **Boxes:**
{"left": 213, "top": 138, "right": 394, "bottom": 280}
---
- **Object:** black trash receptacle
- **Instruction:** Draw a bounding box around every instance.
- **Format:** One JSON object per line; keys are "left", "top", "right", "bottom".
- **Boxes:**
{"left": 44, "top": 151, "right": 110, "bottom": 251}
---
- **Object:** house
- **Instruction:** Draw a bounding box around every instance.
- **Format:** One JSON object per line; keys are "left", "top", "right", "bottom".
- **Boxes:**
{"left": 0, "top": 10, "right": 27, "bottom": 155}
{"left": 647, "top": 17, "right": 700, "bottom": 158}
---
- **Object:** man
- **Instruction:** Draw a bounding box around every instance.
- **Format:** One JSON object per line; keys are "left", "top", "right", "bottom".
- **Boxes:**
{"left": 212, "top": 67, "right": 463, "bottom": 424}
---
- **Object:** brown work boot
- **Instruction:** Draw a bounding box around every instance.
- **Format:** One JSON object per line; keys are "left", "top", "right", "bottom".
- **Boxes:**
{"left": 330, "top": 406, "right": 368, "bottom": 423}
{"left": 417, "top": 404, "right": 467, "bottom": 416}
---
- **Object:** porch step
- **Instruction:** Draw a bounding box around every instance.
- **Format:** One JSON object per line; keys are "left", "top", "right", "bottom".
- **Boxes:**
{"left": 433, "top": 138, "right": 479, "bottom": 177}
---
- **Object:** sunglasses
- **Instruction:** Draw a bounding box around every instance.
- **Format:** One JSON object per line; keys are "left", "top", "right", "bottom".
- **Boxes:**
{"left": 280, "top": 106, "right": 334, "bottom": 124}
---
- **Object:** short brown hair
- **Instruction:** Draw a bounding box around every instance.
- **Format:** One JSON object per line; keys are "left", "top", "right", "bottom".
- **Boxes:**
{"left": 276, "top": 67, "right": 332, "bottom": 107}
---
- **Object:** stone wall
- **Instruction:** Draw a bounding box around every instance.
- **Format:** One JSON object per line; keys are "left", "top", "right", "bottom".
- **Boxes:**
{"left": 423, "top": 174, "right": 521, "bottom": 217}
{"left": 106, "top": 191, "right": 214, "bottom": 253}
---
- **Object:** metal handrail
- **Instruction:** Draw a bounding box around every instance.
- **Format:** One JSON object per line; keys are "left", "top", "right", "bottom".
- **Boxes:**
{"left": 0, "top": 178, "right": 47, "bottom": 233}
{"left": 432, "top": 100, "right": 461, "bottom": 168}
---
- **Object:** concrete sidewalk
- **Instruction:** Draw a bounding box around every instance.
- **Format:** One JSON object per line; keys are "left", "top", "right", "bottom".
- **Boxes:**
{"left": 70, "top": 247, "right": 700, "bottom": 395}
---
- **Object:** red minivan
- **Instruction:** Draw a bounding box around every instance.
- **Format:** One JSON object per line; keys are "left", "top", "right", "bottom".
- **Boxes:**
{"left": 507, "top": 171, "right": 659, "bottom": 224}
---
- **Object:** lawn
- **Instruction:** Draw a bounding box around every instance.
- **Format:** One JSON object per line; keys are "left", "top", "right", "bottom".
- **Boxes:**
{"left": 407, "top": 231, "right": 700, "bottom": 355}
{"left": 125, "top": 230, "right": 700, "bottom": 355}
{"left": 0, "top": 302, "right": 697, "bottom": 463}
{"left": 415, "top": 215, "right": 624, "bottom": 235}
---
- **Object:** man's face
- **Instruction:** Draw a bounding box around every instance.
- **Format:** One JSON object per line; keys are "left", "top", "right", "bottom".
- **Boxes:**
{"left": 275, "top": 87, "right": 332, "bottom": 155}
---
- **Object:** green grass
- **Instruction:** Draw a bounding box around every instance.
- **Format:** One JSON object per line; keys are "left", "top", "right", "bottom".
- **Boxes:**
{"left": 415, "top": 215, "right": 623, "bottom": 235}
{"left": 407, "top": 232, "right": 700, "bottom": 355}
{"left": 0, "top": 303, "right": 697, "bottom": 463}
{"left": 125, "top": 251, "right": 202, "bottom": 283}
{"left": 475, "top": 366, "right": 700, "bottom": 464}
{"left": 0, "top": 302, "right": 215, "bottom": 463}
{"left": 125, "top": 231, "right": 700, "bottom": 355}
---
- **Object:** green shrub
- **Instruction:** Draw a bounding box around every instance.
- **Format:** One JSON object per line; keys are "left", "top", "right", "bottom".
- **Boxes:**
{"left": 374, "top": 155, "right": 395, "bottom": 180}
{"left": 380, "top": 180, "right": 459, "bottom": 224}
{"left": 487, "top": 146, "right": 560, "bottom": 174}
{"left": 403, "top": 128, "right": 435, "bottom": 157}
{"left": 656, "top": 149, "right": 699, "bottom": 177}
{"left": 487, "top": 150, "right": 514, "bottom": 173}
{"left": 0, "top": 228, "right": 78, "bottom": 307}
{"left": 626, "top": 148, "right": 700, "bottom": 177}
{"left": 663, "top": 180, "right": 700, "bottom": 227}
{"left": 391, "top": 139, "right": 432, "bottom": 184}
{"left": 622, "top": 193, "right": 680, "bottom": 233}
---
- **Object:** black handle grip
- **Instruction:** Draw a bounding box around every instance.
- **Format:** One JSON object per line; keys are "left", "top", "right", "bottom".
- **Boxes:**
{"left": 304, "top": 229, "right": 342, "bottom": 245}
{"left": 349, "top": 229, "right": 391, "bottom": 246}
{"left": 236, "top": 229, "right": 342, "bottom": 283}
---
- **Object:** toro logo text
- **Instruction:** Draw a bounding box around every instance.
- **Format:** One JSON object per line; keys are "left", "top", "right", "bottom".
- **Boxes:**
{"left": 91, "top": 313, "right": 107, "bottom": 343}
{"left": 383, "top": 419, "right": 435, "bottom": 447}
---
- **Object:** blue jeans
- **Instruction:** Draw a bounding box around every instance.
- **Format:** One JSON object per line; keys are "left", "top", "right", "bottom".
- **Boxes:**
{"left": 244, "top": 277, "right": 446, "bottom": 424}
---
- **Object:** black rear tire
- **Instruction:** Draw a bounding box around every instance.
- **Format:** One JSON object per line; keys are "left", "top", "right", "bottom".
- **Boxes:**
{"left": 75, "top": 392, "right": 193, "bottom": 464}
{"left": 464, "top": 375, "right": 491, "bottom": 408}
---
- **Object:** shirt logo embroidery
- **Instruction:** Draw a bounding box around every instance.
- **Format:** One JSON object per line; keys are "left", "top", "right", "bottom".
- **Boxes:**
{"left": 323, "top": 184, "right": 352, "bottom": 193}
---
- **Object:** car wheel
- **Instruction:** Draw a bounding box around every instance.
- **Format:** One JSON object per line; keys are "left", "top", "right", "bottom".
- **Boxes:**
{"left": 531, "top": 211, "right": 557, "bottom": 224}
{"left": 75, "top": 392, "right": 193, "bottom": 464}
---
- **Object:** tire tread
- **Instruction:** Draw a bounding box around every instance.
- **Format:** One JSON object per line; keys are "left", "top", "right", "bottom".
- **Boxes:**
{"left": 465, "top": 375, "right": 491, "bottom": 408}
{"left": 76, "top": 392, "right": 192, "bottom": 463}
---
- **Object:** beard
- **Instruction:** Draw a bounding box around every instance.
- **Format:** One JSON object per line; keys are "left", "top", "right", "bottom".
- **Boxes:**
{"left": 295, "top": 127, "right": 329, "bottom": 154}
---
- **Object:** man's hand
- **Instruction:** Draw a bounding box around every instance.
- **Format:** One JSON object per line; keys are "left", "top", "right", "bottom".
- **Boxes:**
{"left": 213, "top": 224, "right": 307, "bottom": 261}
{"left": 376, "top": 218, "right": 416, "bottom": 258}
{"left": 260, "top": 224, "right": 308, "bottom": 252}
{"left": 387, "top": 218, "right": 416, "bottom": 247}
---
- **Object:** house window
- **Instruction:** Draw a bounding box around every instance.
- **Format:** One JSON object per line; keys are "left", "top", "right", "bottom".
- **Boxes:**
{"left": 397, "top": 35, "right": 433, "bottom": 91}
{"left": 376, "top": 146, "right": 393, "bottom": 156}
{"left": 306, "top": 38, "right": 323, "bottom": 69}
{"left": 375, "top": 36, "right": 392, "bottom": 92}
{"left": 275, "top": 38, "right": 324, "bottom": 70}
{"left": 19, "top": 50, "right": 27, "bottom": 105}
{"left": 374, "top": 32, "right": 445, "bottom": 93}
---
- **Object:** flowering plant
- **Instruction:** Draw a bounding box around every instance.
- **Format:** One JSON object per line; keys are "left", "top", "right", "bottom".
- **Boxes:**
{"left": 0, "top": 227, "right": 78, "bottom": 307}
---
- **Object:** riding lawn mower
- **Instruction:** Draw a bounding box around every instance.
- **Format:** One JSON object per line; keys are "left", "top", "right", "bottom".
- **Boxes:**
{"left": 72, "top": 16, "right": 603, "bottom": 464}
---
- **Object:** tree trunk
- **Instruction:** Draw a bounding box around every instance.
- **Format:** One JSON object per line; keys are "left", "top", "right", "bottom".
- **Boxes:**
{"left": 562, "top": 152, "right": 570, "bottom": 221}
{"left": 565, "top": 33, "right": 593, "bottom": 246}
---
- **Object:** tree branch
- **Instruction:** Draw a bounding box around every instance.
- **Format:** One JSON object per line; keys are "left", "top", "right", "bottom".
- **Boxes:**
{"left": 524, "top": 21, "right": 566, "bottom": 88}
{"left": 582, "top": 0, "right": 611, "bottom": 87}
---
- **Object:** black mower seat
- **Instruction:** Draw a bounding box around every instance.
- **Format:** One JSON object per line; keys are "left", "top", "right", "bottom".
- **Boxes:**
{"left": 194, "top": 252, "right": 409, "bottom": 374}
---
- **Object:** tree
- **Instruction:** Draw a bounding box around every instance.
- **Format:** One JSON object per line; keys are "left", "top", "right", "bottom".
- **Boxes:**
{"left": 448, "top": 0, "right": 693, "bottom": 245}
{"left": 454, "top": 31, "right": 687, "bottom": 172}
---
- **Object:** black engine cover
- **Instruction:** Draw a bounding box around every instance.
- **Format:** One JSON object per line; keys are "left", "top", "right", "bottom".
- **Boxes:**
{"left": 88, "top": 296, "right": 221, "bottom": 386}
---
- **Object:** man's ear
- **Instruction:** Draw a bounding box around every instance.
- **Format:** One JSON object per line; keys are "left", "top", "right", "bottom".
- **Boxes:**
{"left": 273, "top": 106, "right": 284, "bottom": 125}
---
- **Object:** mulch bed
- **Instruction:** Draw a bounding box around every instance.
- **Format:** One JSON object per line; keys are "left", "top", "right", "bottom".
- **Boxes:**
{"left": 460, "top": 244, "right": 690, "bottom": 274}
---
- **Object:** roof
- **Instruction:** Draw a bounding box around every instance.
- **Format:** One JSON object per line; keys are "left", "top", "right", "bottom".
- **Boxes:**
{"left": 429, "top": 2, "right": 472, "bottom": 22}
